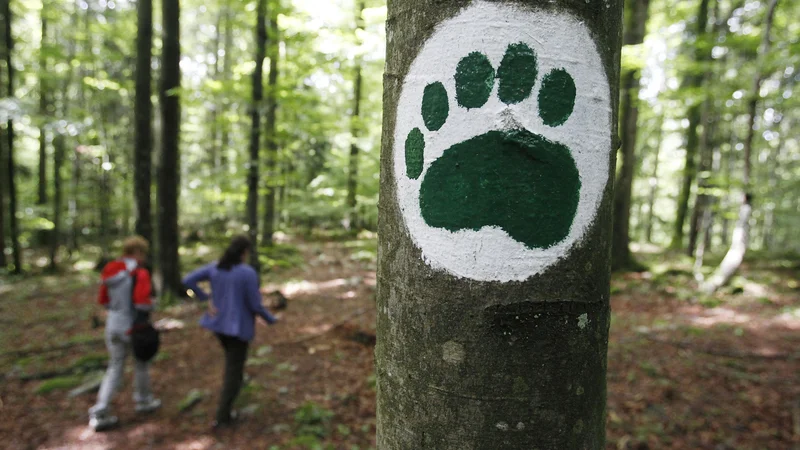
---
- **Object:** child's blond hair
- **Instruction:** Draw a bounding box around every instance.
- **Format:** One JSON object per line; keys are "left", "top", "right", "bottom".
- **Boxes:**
{"left": 122, "top": 236, "right": 150, "bottom": 256}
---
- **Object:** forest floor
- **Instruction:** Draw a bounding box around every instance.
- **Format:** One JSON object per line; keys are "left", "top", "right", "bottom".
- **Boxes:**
{"left": 0, "top": 236, "right": 798, "bottom": 450}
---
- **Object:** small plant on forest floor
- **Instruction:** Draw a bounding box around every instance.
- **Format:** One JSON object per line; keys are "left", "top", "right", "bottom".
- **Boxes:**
{"left": 35, "top": 375, "right": 83, "bottom": 394}
{"left": 294, "top": 401, "right": 335, "bottom": 439}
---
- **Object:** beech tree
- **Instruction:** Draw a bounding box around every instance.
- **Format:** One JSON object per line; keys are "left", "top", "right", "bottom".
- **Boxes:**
{"left": 376, "top": 1, "right": 622, "bottom": 448}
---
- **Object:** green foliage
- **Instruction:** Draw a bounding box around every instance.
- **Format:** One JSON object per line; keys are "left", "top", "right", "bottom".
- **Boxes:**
{"left": 294, "top": 401, "right": 335, "bottom": 439}
{"left": 35, "top": 375, "right": 83, "bottom": 394}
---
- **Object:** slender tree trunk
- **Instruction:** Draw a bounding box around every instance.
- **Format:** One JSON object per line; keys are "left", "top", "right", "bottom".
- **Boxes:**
{"left": 346, "top": 0, "right": 365, "bottom": 229}
{"left": 262, "top": 2, "right": 279, "bottom": 246}
{"left": 134, "top": 0, "right": 153, "bottom": 244}
{"left": 0, "top": 123, "right": 5, "bottom": 269}
{"left": 376, "top": 1, "right": 622, "bottom": 448}
{"left": 37, "top": 6, "right": 49, "bottom": 206}
{"left": 611, "top": 0, "right": 649, "bottom": 270}
{"left": 246, "top": 0, "right": 266, "bottom": 269}
{"left": 219, "top": 6, "right": 233, "bottom": 172}
{"left": 671, "top": 0, "right": 711, "bottom": 249}
{"left": 4, "top": 0, "right": 21, "bottom": 274}
{"left": 688, "top": 94, "right": 714, "bottom": 257}
{"left": 208, "top": 9, "right": 222, "bottom": 170}
{"left": 703, "top": 0, "right": 778, "bottom": 294}
{"left": 158, "top": 0, "right": 182, "bottom": 295}
{"left": 0, "top": 29, "right": 5, "bottom": 269}
{"left": 49, "top": 134, "right": 65, "bottom": 271}
{"left": 644, "top": 116, "right": 663, "bottom": 244}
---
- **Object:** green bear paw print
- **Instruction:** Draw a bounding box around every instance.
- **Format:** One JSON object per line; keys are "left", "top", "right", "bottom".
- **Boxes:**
{"left": 404, "top": 42, "right": 581, "bottom": 250}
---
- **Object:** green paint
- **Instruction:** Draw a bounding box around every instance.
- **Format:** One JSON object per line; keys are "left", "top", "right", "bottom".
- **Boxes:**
{"left": 405, "top": 127, "right": 425, "bottom": 180}
{"left": 498, "top": 42, "right": 538, "bottom": 105}
{"left": 454, "top": 52, "right": 495, "bottom": 109}
{"left": 419, "top": 129, "right": 580, "bottom": 249}
{"left": 409, "top": 46, "right": 581, "bottom": 248}
{"left": 538, "top": 68, "right": 576, "bottom": 127}
{"left": 422, "top": 82, "right": 449, "bottom": 131}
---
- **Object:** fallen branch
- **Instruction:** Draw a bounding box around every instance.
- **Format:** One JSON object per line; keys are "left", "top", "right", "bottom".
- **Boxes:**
{"left": 274, "top": 308, "right": 370, "bottom": 346}
{"left": 644, "top": 334, "right": 798, "bottom": 361}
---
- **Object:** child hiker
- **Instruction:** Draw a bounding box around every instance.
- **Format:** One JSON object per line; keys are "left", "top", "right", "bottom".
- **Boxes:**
{"left": 182, "top": 235, "right": 278, "bottom": 429}
{"left": 88, "top": 236, "right": 161, "bottom": 431}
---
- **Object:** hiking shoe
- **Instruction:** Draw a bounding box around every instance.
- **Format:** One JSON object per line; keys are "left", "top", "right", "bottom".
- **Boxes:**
{"left": 89, "top": 415, "right": 119, "bottom": 432}
{"left": 135, "top": 398, "right": 162, "bottom": 414}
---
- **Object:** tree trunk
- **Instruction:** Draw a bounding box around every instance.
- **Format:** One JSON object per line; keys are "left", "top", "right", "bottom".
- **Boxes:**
{"left": 346, "top": 0, "right": 365, "bottom": 229}
{"left": 703, "top": 0, "right": 778, "bottom": 294}
{"left": 687, "top": 94, "right": 714, "bottom": 257}
{"left": 37, "top": 6, "right": 48, "bottom": 206}
{"left": 134, "top": 0, "right": 153, "bottom": 244}
{"left": 219, "top": 6, "right": 233, "bottom": 171}
{"left": 376, "top": 1, "right": 622, "bottom": 448}
{"left": 3, "top": 0, "right": 21, "bottom": 274}
{"left": 49, "top": 134, "right": 64, "bottom": 271}
{"left": 671, "top": 0, "right": 711, "bottom": 250}
{"left": 262, "top": 2, "right": 279, "bottom": 246}
{"left": 158, "top": 0, "right": 182, "bottom": 295}
{"left": 0, "top": 27, "right": 5, "bottom": 269}
{"left": 246, "top": 0, "right": 266, "bottom": 269}
{"left": 644, "top": 116, "right": 663, "bottom": 244}
{"left": 611, "top": 0, "right": 649, "bottom": 271}
{"left": 0, "top": 121, "right": 5, "bottom": 269}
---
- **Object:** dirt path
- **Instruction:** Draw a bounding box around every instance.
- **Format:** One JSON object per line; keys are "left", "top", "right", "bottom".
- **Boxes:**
{"left": 1, "top": 241, "right": 798, "bottom": 449}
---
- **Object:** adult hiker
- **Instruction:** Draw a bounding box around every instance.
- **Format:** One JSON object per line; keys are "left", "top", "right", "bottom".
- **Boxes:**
{"left": 182, "top": 235, "right": 278, "bottom": 429}
{"left": 89, "top": 235, "right": 161, "bottom": 431}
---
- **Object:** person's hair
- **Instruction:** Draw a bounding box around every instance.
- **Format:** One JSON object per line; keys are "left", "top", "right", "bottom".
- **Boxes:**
{"left": 122, "top": 236, "right": 150, "bottom": 256}
{"left": 217, "top": 235, "right": 252, "bottom": 271}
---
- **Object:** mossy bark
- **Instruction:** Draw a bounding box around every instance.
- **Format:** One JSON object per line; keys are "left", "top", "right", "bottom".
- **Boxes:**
{"left": 376, "top": 1, "right": 622, "bottom": 448}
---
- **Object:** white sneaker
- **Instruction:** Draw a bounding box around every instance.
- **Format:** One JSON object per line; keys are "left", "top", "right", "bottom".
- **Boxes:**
{"left": 89, "top": 414, "right": 119, "bottom": 432}
{"left": 135, "top": 398, "right": 162, "bottom": 414}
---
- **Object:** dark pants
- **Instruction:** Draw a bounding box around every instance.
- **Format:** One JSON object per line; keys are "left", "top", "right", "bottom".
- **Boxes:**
{"left": 215, "top": 333, "right": 249, "bottom": 423}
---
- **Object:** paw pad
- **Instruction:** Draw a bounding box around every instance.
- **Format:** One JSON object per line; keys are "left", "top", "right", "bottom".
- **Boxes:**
{"left": 404, "top": 43, "right": 580, "bottom": 250}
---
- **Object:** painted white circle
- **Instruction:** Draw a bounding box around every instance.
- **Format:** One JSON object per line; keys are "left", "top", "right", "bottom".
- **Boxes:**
{"left": 393, "top": 2, "right": 612, "bottom": 282}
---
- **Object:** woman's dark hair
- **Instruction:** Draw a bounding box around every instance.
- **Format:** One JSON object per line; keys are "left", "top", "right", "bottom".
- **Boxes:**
{"left": 217, "top": 235, "right": 252, "bottom": 270}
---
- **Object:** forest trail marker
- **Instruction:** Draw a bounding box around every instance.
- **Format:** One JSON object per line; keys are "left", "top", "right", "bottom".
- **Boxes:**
{"left": 394, "top": 2, "right": 612, "bottom": 282}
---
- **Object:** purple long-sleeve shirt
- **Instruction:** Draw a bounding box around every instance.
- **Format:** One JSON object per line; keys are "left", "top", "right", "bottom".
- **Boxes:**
{"left": 182, "top": 262, "right": 276, "bottom": 342}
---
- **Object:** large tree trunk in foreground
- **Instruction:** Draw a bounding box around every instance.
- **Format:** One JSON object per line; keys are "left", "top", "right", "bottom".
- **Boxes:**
{"left": 158, "top": 0, "right": 182, "bottom": 295}
{"left": 376, "top": 1, "right": 622, "bottom": 448}
{"left": 611, "top": 0, "right": 650, "bottom": 271}
{"left": 4, "top": 0, "right": 21, "bottom": 274}
{"left": 703, "top": 0, "right": 779, "bottom": 294}
{"left": 262, "top": 2, "right": 279, "bottom": 246}
{"left": 134, "top": 0, "right": 154, "bottom": 244}
{"left": 246, "top": 0, "right": 266, "bottom": 269}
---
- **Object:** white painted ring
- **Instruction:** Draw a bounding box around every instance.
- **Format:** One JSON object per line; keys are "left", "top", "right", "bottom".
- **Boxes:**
{"left": 393, "top": 1, "right": 612, "bottom": 282}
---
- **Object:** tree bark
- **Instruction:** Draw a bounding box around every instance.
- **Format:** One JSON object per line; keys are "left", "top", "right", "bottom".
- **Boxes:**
{"left": 158, "top": 0, "right": 182, "bottom": 295}
{"left": 376, "top": 1, "right": 622, "bottom": 448}
{"left": 262, "top": 2, "right": 279, "bottom": 246}
{"left": 671, "top": 0, "right": 711, "bottom": 250}
{"left": 134, "top": 0, "right": 153, "bottom": 244}
{"left": 346, "top": 0, "right": 365, "bottom": 229}
{"left": 3, "top": 0, "right": 21, "bottom": 274}
{"left": 246, "top": 0, "right": 266, "bottom": 269}
{"left": 611, "top": 0, "right": 649, "bottom": 271}
{"left": 703, "top": 0, "right": 779, "bottom": 294}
